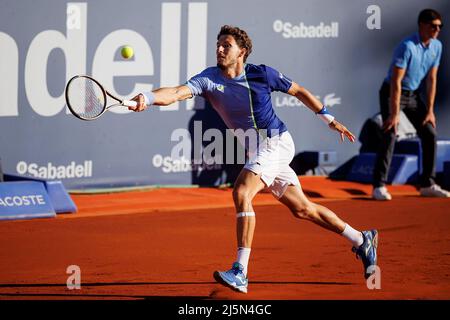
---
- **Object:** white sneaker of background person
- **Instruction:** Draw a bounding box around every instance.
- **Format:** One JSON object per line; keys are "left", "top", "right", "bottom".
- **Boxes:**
{"left": 372, "top": 186, "right": 392, "bottom": 201}
{"left": 420, "top": 184, "right": 450, "bottom": 198}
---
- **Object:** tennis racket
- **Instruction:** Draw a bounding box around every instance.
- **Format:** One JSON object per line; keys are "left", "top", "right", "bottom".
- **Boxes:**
{"left": 65, "top": 75, "right": 138, "bottom": 121}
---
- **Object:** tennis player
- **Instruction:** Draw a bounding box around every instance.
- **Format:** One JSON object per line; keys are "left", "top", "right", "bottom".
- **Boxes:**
{"left": 130, "top": 25, "right": 378, "bottom": 293}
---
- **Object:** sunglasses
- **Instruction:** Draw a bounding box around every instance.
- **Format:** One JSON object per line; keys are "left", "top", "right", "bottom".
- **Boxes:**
{"left": 427, "top": 22, "right": 443, "bottom": 30}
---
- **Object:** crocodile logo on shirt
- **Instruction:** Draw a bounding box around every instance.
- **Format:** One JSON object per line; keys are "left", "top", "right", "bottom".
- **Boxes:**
{"left": 217, "top": 84, "right": 225, "bottom": 92}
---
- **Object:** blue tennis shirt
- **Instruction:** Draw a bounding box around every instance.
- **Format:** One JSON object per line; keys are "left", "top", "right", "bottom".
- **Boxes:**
{"left": 385, "top": 32, "right": 442, "bottom": 91}
{"left": 186, "top": 64, "right": 292, "bottom": 137}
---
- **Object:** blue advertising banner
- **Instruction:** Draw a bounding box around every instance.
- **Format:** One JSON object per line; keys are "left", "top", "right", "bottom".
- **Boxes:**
{"left": 0, "top": 181, "right": 56, "bottom": 220}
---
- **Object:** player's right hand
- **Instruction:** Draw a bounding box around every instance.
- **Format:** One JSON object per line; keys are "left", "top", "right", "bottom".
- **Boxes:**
{"left": 129, "top": 94, "right": 147, "bottom": 112}
{"left": 382, "top": 114, "right": 400, "bottom": 133}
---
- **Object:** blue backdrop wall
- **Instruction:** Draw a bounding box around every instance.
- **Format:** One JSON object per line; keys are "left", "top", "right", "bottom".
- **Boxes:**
{"left": 0, "top": 0, "right": 448, "bottom": 189}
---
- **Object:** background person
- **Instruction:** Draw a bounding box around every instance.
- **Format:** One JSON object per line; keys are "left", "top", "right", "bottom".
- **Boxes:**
{"left": 372, "top": 9, "right": 449, "bottom": 200}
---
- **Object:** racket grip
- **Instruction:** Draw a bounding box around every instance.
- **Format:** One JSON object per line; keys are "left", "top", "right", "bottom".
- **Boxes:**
{"left": 123, "top": 100, "right": 138, "bottom": 107}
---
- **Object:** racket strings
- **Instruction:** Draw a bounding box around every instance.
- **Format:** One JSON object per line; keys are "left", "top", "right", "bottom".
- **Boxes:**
{"left": 68, "top": 77, "right": 105, "bottom": 119}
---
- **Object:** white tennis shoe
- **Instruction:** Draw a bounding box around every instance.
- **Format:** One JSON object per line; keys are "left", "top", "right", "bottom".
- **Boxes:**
{"left": 213, "top": 262, "right": 248, "bottom": 293}
{"left": 420, "top": 184, "right": 450, "bottom": 198}
{"left": 372, "top": 186, "right": 392, "bottom": 201}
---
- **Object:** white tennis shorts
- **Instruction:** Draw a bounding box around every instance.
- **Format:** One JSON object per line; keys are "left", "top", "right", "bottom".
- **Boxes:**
{"left": 244, "top": 131, "right": 300, "bottom": 198}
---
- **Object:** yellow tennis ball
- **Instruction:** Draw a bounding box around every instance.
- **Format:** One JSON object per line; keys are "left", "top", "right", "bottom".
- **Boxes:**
{"left": 121, "top": 46, "right": 134, "bottom": 59}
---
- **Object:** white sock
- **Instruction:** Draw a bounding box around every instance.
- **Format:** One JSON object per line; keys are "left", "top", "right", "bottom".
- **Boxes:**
{"left": 341, "top": 224, "right": 364, "bottom": 248}
{"left": 236, "top": 247, "right": 251, "bottom": 277}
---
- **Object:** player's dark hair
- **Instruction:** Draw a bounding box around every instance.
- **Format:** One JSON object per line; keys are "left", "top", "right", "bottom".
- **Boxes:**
{"left": 418, "top": 9, "right": 442, "bottom": 24}
{"left": 217, "top": 25, "right": 253, "bottom": 62}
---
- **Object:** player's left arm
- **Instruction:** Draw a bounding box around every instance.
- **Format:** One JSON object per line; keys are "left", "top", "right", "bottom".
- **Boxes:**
{"left": 423, "top": 66, "right": 438, "bottom": 128}
{"left": 287, "top": 81, "right": 355, "bottom": 142}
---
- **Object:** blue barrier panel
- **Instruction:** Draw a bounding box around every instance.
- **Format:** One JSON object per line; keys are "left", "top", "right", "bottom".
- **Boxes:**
{"left": 0, "top": 181, "right": 56, "bottom": 221}
{"left": 394, "top": 139, "right": 450, "bottom": 174}
{"left": 347, "top": 153, "right": 418, "bottom": 185}
{"left": 3, "top": 174, "right": 77, "bottom": 214}
{"left": 437, "top": 140, "right": 450, "bottom": 173}
{"left": 291, "top": 151, "right": 337, "bottom": 176}
{"left": 329, "top": 156, "right": 357, "bottom": 180}
{"left": 395, "top": 139, "right": 422, "bottom": 175}
{"left": 443, "top": 162, "right": 450, "bottom": 190}
{"left": 44, "top": 181, "right": 77, "bottom": 214}
{"left": 393, "top": 156, "right": 419, "bottom": 184}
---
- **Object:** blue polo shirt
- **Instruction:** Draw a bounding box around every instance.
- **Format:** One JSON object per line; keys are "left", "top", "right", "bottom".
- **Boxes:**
{"left": 186, "top": 64, "right": 292, "bottom": 139}
{"left": 385, "top": 33, "right": 442, "bottom": 91}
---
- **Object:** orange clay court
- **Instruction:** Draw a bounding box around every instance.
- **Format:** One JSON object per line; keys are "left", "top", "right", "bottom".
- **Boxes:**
{"left": 0, "top": 176, "right": 449, "bottom": 300}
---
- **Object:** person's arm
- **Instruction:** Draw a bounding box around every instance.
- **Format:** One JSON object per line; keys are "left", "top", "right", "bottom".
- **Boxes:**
{"left": 129, "top": 85, "right": 193, "bottom": 112}
{"left": 383, "top": 66, "right": 406, "bottom": 133}
{"left": 422, "top": 66, "right": 438, "bottom": 128}
{"left": 287, "top": 81, "right": 355, "bottom": 142}
{"left": 287, "top": 81, "right": 323, "bottom": 113}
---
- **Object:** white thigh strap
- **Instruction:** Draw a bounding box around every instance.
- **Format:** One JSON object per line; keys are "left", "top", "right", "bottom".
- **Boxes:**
{"left": 236, "top": 212, "right": 255, "bottom": 218}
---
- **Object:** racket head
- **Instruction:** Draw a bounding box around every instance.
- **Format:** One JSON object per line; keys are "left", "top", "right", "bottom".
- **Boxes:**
{"left": 65, "top": 75, "right": 107, "bottom": 121}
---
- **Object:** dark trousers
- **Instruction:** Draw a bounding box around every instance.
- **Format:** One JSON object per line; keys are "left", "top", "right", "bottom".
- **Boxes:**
{"left": 373, "top": 82, "right": 437, "bottom": 188}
